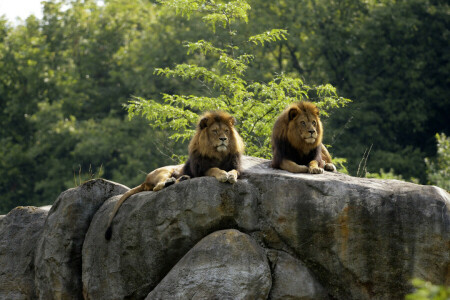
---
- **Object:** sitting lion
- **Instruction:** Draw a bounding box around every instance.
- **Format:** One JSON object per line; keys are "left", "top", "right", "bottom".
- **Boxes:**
{"left": 105, "top": 111, "right": 244, "bottom": 240}
{"left": 271, "top": 101, "right": 336, "bottom": 174}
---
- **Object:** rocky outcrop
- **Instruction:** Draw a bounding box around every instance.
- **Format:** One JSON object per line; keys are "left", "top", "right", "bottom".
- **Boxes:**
{"left": 1, "top": 156, "right": 449, "bottom": 299}
{"left": 267, "top": 250, "right": 327, "bottom": 299}
{"left": 146, "top": 229, "right": 271, "bottom": 300}
{"left": 0, "top": 206, "right": 49, "bottom": 300}
{"left": 34, "top": 179, "right": 128, "bottom": 299}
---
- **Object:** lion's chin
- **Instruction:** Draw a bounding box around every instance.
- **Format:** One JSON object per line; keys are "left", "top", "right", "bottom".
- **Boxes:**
{"left": 304, "top": 138, "right": 316, "bottom": 144}
{"left": 216, "top": 145, "right": 228, "bottom": 152}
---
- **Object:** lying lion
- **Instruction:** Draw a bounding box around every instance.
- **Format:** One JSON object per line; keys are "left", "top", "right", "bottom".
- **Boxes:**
{"left": 271, "top": 101, "right": 336, "bottom": 174}
{"left": 105, "top": 111, "right": 244, "bottom": 240}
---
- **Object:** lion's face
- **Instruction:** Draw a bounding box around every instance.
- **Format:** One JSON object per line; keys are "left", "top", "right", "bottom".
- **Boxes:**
{"left": 291, "top": 113, "right": 319, "bottom": 144}
{"left": 189, "top": 111, "right": 244, "bottom": 159}
{"left": 283, "top": 102, "right": 323, "bottom": 151}
{"left": 207, "top": 121, "right": 232, "bottom": 152}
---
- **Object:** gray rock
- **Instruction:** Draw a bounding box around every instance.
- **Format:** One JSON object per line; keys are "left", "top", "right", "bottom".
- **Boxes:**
{"left": 146, "top": 229, "right": 271, "bottom": 300}
{"left": 0, "top": 206, "right": 49, "bottom": 300}
{"left": 243, "top": 156, "right": 450, "bottom": 299}
{"left": 267, "top": 250, "right": 327, "bottom": 300}
{"left": 34, "top": 179, "right": 128, "bottom": 300}
{"left": 82, "top": 179, "right": 259, "bottom": 299}
{"left": 1, "top": 156, "right": 448, "bottom": 300}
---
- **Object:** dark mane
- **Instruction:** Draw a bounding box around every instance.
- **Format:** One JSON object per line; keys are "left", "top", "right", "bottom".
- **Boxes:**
{"left": 182, "top": 152, "right": 241, "bottom": 178}
{"left": 183, "top": 110, "right": 244, "bottom": 178}
{"left": 271, "top": 138, "right": 323, "bottom": 169}
{"left": 271, "top": 101, "right": 325, "bottom": 170}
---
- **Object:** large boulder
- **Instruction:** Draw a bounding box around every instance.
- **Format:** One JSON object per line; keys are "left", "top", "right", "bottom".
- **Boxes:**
{"left": 82, "top": 178, "right": 259, "bottom": 299}
{"left": 0, "top": 156, "right": 448, "bottom": 299}
{"left": 0, "top": 206, "right": 49, "bottom": 299}
{"left": 34, "top": 179, "right": 128, "bottom": 299}
{"left": 267, "top": 250, "right": 327, "bottom": 300}
{"left": 146, "top": 229, "right": 271, "bottom": 300}
{"left": 82, "top": 156, "right": 449, "bottom": 299}
{"left": 244, "top": 157, "right": 449, "bottom": 299}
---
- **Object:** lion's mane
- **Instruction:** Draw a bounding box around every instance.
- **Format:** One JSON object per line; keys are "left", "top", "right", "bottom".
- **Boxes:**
{"left": 271, "top": 101, "right": 325, "bottom": 169}
{"left": 183, "top": 111, "right": 245, "bottom": 177}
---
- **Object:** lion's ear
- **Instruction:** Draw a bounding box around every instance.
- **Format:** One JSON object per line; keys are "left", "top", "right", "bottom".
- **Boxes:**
{"left": 230, "top": 116, "right": 237, "bottom": 126}
{"left": 288, "top": 107, "right": 299, "bottom": 121}
{"left": 313, "top": 106, "right": 320, "bottom": 116}
{"left": 199, "top": 117, "right": 209, "bottom": 129}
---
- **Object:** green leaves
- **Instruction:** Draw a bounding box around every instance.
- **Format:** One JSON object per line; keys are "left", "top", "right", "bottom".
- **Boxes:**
{"left": 249, "top": 29, "right": 288, "bottom": 46}
{"left": 130, "top": 0, "right": 349, "bottom": 161}
{"left": 158, "top": 0, "right": 251, "bottom": 30}
{"left": 425, "top": 133, "right": 450, "bottom": 191}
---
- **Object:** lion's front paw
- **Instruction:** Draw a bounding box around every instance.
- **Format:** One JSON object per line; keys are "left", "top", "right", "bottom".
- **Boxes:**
{"left": 309, "top": 166, "right": 324, "bottom": 174}
{"left": 324, "top": 163, "right": 336, "bottom": 172}
{"left": 164, "top": 177, "right": 177, "bottom": 187}
{"left": 177, "top": 175, "right": 191, "bottom": 182}
{"left": 215, "top": 171, "right": 229, "bottom": 183}
{"left": 227, "top": 171, "right": 238, "bottom": 184}
{"left": 153, "top": 182, "right": 166, "bottom": 191}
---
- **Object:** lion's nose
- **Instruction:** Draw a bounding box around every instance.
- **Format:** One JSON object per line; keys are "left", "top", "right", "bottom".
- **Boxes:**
{"left": 219, "top": 137, "right": 227, "bottom": 141}
{"left": 308, "top": 130, "right": 315, "bottom": 134}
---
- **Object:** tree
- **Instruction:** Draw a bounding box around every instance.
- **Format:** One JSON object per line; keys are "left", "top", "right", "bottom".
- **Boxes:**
{"left": 425, "top": 133, "right": 450, "bottom": 191}
{"left": 244, "top": 0, "right": 449, "bottom": 183}
{"left": 128, "top": 0, "right": 350, "bottom": 160}
{"left": 0, "top": 0, "right": 187, "bottom": 213}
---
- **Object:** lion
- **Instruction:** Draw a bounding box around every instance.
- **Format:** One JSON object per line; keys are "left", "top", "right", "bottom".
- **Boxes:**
{"left": 105, "top": 111, "right": 244, "bottom": 240}
{"left": 271, "top": 101, "right": 336, "bottom": 174}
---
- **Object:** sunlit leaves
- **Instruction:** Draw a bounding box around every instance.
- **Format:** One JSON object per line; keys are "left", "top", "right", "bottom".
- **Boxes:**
{"left": 249, "top": 29, "right": 288, "bottom": 46}
{"left": 130, "top": 0, "right": 349, "bottom": 160}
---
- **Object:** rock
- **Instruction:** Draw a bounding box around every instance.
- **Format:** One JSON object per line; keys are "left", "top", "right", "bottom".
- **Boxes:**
{"left": 267, "top": 250, "right": 327, "bottom": 300}
{"left": 146, "top": 229, "right": 271, "bottom": 300}
{"left": 1, "top": 156, "right": 449, "bottom": 299}
{"left": 243, "top": 156, "right": 450, "bottom": 299}
{"left": 82, "top": 178, "right": 259, "bottom": 299}
{"left": 34, "top": 179, "right": 128, "bottom": 299}
{"left": 0, "top": 206, "right": 49, "bottom": 300}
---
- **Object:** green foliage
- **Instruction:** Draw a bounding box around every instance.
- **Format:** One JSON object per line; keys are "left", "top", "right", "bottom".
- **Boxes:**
{"left": 406, "top": 278, "right": 450, "bottom": 300}
{"left": 128, "top": 0, "right": 350, "bottom": 160}
{"left": 246, "top": 0, "right": 449, "bottom": 183}
{"left": 366, "top": 168, "right": 419, "bottom": 184}
{"left": 0, "top": 0, "right": 448, "bottom": 214}
{"left": 0, "top": 0, "right": 184, "bottom": 213}
{"left": 425, "top": 133, "right": 450, "bottom": 191}
{"left": 331, "top": 157, "right": 349, "bottom": 174}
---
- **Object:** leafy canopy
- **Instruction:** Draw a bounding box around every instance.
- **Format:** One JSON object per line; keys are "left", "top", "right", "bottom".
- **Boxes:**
{"left": 127, "top": 0, "right": 350, "bottom": 159}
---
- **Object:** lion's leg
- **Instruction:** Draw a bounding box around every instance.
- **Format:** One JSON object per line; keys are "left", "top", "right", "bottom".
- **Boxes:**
{"left": 308, "top": 160, "right": 324, "bottom": 174}
{"left": 280, "top": 159, "right": 309, "bottom": 173}
{"left": 205, "top": 167, "right": 229, "bottom": 182}
{"left": 324, "top": 163, "right": 336, "bottom": 172}
{"left": 149, "top": 166, "right": 177, "bottom": 191}
{"left": 321, "top": 144, "right": 336, "bottom": 172}
{"left": 177, "top": 175, "right": 191, "bottom": 182}
{"left": 226, "top": 169, "right": 239, "bottom": 184}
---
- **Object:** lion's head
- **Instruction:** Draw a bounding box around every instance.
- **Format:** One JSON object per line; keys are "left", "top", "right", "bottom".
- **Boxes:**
{"left": 272, "top": 101, "right": 323, "bottom": 154}
{"left": 188, "top": 111, "right": 244, "bottom": 159}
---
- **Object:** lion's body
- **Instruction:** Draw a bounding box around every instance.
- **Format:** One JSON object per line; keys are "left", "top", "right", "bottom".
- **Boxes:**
{"left": 271, "top": 101, "right": 336, "bottom": 174}
{"left": 105, "top": 111, "right": 244, "bottom": 240}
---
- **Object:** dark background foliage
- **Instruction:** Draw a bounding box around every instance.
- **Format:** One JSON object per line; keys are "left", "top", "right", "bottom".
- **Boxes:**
{"left": 0, "top": 0, "right": 448, "bottom": 213}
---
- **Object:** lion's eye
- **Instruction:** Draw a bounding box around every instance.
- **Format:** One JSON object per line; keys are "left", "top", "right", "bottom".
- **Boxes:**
{"left": 212, "top": 129, "right": 218, "bottom": 135}
{"left": 301, "top": 121, "right": 306, "bottom": 126}
{"left": 312, "top": 121, "right": 316, "bottom": 126}
{"left": 224, "top": 129, "right": 229, "bottom": 133}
